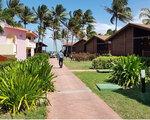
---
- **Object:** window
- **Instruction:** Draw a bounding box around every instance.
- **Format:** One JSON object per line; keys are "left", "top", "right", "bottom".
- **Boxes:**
{"left": 6, "top": 35, "right": 16, "bottom": 44}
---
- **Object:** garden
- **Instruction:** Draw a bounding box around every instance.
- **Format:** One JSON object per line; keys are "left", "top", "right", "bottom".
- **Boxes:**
{"left": 0, "top": 54, "right": 54, "bottom": 119}
{"left": 64, "top": 54, "right": 150, "bottom": 119}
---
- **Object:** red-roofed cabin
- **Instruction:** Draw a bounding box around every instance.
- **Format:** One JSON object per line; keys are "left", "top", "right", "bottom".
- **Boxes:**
{"left": 107, "top": 23, "right": 150, "bottom": 56}
{"left": 85, "top": 35, "right": 110, "bottom": 55}
{"left": 72, "top": 39, "right": 86, "bottom": 53}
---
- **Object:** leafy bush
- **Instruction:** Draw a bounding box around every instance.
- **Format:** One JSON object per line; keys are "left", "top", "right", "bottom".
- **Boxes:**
{"left": 141, "top": 57, "right": 150, "bottom": 67}
{"left": 0, "top": 59, "right": 16, "bottom": 70}
{"left": 0, "top": 53, "right": 54, "bottom": 114}
{"left": 92, "top": 56, "right": 119, "bottom": 69}
{"left": 71, "top": 53, "right": 96, "bottom": 61}
{"left": 109, "top": 55, "right": 144, "bottom": 88}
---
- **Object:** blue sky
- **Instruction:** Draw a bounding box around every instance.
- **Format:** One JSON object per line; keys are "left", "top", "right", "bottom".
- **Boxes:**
{"left": 7, "top": 0, "right": 150, "bottom": 51}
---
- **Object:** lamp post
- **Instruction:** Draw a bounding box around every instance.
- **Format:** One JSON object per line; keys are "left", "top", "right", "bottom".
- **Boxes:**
{"left": 141, "top": 70, "right": 146, "bottom": 93}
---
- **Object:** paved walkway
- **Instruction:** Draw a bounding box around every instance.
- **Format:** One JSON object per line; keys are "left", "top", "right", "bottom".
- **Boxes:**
{"left": 47, "top": 58, "right": 121, "bottom": 119}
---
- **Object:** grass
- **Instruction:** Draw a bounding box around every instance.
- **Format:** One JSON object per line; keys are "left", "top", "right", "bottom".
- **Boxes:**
{"left": 74, "top": 71, "right": 150, "bottom": 119}
{"left": 64, "top": 58, "right": 92, "bottom": 70}
{"left": 0, "top": 106, "right": 46, "bottom": 119}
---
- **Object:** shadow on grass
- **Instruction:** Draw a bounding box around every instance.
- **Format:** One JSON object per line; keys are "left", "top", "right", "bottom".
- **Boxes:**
{"left": 113, "top": 82, "right": 150, "bottom": 106}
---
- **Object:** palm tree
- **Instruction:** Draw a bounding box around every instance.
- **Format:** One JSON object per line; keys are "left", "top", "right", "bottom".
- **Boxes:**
{"left": 82, "top": 9, "right": 95, "bottom": 28}
{"left": 6, "top": 0, "right": 24, "bottom": 18}
{"left": 18, "top": 6, "right": 36, "bottom": 28}
{"left": 105, "top": 0, "right": 132, "bottom": 31}
{"left": 86, "top": 24, "right": 97, "bottom": 39}
{"left": 50, "top": 4, "right": 67, "bottom": 52}
{"left": 139, "top": 8, "right": 150, "bottom": 25}
{"left": 33, "top": 5, "right": 49, "bottom": 42}
{"left": 0, "top": 0, "right": 18, "bottom": 32}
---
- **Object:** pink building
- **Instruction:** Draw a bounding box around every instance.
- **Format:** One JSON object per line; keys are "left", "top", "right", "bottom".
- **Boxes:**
{"left": 0, "top": 23, "right": 38, "bottom": 60}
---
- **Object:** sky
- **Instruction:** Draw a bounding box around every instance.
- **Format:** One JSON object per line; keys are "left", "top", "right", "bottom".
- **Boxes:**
{"left": 5, "top": 0, "right": 150, "bottom": 52}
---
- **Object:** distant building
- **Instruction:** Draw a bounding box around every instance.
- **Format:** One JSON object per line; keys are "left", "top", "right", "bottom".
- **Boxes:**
{"left": 72, "top": 39, "right": 86, "bottom": 53}
{"left": 35, "top": 42, "right": 47, "bottom": 53}
{"left": 107, "top": 23, "right": 150, "bottom": 56}
{"left": 63, "top": 42, "right": 74, "bottom": 56}
{"left": 0, "top": 23, "right": 37, "bottom": 60}
{"left": 85, "top": 35, "right": 110, "bottom": 55}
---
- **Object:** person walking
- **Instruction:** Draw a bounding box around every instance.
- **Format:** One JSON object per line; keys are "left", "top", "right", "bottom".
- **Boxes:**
{"left": 58, "top": 50, "right": 64, "bottom": 68}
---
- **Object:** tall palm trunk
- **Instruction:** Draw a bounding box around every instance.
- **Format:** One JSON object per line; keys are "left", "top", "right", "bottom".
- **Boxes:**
{"left": 54, "top": 39, "right": 58, "bottom": 53}
{"left": 71, "top": 33, "right": 74, "bottom": 54}
{"left": 66, "top": 31, "right": 69, "bottom": 57}
{"left": 53, "top": 29, "right": 58, "bottom": 53}
{"left": 115, "top": 16, "right": 118, "bottom": 32}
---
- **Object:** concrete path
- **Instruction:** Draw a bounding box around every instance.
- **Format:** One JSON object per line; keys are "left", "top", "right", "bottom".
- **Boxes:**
{"left": 47, "top": 58, "right": 121, "bottom": 119}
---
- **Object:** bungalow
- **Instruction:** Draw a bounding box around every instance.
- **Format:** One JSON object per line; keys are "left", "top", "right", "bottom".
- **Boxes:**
{"left": 35, "top": 42, "right": 47, "bottom": 53}
{"left": 0, "top": 23, "right": 38, "bottom": 60}
{"left": 63, "top": 42, "right": 74, "bottom": 56}
{"left": 72, "top": 39, "right": 86, "bottom": 53}
{"left": 85, "top": 35, "right": 110, "bottom": 55}
{"left": 107, "top": 23, "right": 150, "bottom": 56}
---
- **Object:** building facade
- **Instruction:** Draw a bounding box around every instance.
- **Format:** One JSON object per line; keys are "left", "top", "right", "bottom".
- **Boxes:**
{"left": 107, "top": 23, "right": 150, "bottom": 56}
{"left": 0, "top": 23, "right": 37, "bottom": 60}
{"left": 72, "top": 39, "right": 86, "bottom": 53}
{"left": 85, "top": 35, "right": 110, "bottom": 55}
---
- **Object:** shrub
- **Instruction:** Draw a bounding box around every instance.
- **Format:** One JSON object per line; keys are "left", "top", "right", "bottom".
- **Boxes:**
{"left": 109, "top": 55, "right": 144, "bottom": 88}
{"left": 0, "top": 53, "right": 54, "bottom": 114}
{"left": 141, "top": 57, "right": 150, "bottom": 67}
{"left": 71, "top": 53, "right": 96, "bottom": 61}
{"left": 92, "top": 56, "right": 119, "bottom": 69}
{"left": 0, "top": 59, "right": 16, "bottom": 70}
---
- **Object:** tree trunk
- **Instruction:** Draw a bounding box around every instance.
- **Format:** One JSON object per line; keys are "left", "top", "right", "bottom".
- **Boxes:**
{"left": 54, "top": 39, "right": 58, "bottom": 53}
{"left": 115, "top": 16, "right": 118, "bottom": 32}
{"left": 71, "top": 34, "right": 74, "bottom": 54}
{"left": 53, "top": 29, "right": 58, "bottom": 53}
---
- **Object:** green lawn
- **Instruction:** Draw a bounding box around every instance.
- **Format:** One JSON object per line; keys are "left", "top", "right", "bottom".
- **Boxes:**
{"left": 0, "top": 106, "right": 46, "bottom": 119}
{"left": 74, "top": 72, "right": 150, "bottom": 119}
{"left": 64, "top": 59, "right": 92, "bottom": 70}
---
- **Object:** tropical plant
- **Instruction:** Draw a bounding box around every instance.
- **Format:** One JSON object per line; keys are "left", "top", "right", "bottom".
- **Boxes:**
{"left": 50, "top": 4, "right": 67, "bottom": 52}
{"left": 139, "top": 8, "right": 150, "bottom": 25}
{"left": 0, "top": 54, "right": 54, "bottom": 115}
{"left": 33, "top": 5, "right": 49, "bottom": 42}
{"left": 0, "top": 0, "right": 18, "bottom": 32}
{"left": 6, "top": 0, "right": 24, "bottom": 18}
{"left": 86, "top": 24, "right": 97, "bottom": 39}
{"left": 18, "top": 6, "right": 36, "bottom": 28}
{"left": 105, "top": 0, "right": 132, "bottom": 31}
{"left": 109, "top": 55, "right": 144, "bottom": 88}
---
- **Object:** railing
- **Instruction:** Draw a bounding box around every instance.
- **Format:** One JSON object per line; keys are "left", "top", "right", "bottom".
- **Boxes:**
{"left": 26, "top": 39, "right": 36, "bottom": 48}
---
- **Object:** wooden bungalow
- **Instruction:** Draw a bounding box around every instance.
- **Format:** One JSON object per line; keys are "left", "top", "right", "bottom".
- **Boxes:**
{"left": 63, "top": 42, "right": 74, "bottom": 57}
{"left": 107, "top": 23, "right": 150, "bottom": 56}
{"left": 72, "top": 39, "right": 86, "bottom": 53}
{"left": 85, "top": 35, "right": 110, "bottom": 55}
{"left": 35, "top": 42, "right": 47, "bottom": 53}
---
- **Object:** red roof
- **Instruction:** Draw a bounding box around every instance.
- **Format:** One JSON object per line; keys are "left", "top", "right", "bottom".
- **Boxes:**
{"left": 5, "top": 26, "right": 38, "bottom": 38}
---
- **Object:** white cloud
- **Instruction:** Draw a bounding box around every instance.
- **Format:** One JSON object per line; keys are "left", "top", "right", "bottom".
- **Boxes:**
{"left": 93, "top": 22, "right": 121, "bottom": 34}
